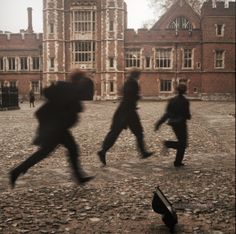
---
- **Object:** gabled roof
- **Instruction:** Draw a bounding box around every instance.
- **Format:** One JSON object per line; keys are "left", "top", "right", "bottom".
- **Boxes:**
{"left": 151, "top": 0, "right": 200, "bottom": 30}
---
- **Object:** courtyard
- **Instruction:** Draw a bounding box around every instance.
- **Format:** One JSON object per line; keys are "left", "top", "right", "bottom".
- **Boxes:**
{"left": 0, "top": 100, "right": 235, "bottom": 233}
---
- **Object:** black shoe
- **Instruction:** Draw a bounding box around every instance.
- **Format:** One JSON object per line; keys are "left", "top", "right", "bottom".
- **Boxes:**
{"left": 97, "top": 150, "right": 106, "bottom": 166}
{"left": 141, "top": 151, "right": 154, "bottom": 159}
{"left": 174, "top": 162, "right": 185, "bottom": 167}
{"left": 79, "top": 175, "right": 95, "bottom": 184}
{"left": 9, "top": 170, "right": 18, "bottom": 188}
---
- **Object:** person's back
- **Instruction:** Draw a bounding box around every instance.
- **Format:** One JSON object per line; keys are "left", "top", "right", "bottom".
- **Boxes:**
{"left": 10, "top": 69, "right": 95, "bottom": 187}
{"left": 155, "top": 83, "right": 191, "bottom": 167}
{"left": 121, "top": 71, "right": 140, "bottom": 110}
{"left": 167, "top": 94, "right": 191, "bottom": 125}
{"left": 97, "top": 70, "right": 153, "bottom": 166}
{"left": 37, "top": 81, "right": 83, "bottom": 129}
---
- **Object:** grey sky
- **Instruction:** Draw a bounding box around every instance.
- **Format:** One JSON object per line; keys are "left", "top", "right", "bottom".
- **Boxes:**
{"left": 0, "top": 0, "right": 156, "bottom": 33}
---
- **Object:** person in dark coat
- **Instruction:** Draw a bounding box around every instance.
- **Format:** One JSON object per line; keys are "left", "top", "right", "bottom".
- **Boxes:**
{"left": 155, "top": 83, "right": 191, "bottom": 167}
{"left": 9, "top": 69, "right": 95, "bottom": 188}
{"left": 29, "top": 90, "right": 35, "bottom": 107}
{"left": 97, "top": 70, "right": 153, "bottom": 166}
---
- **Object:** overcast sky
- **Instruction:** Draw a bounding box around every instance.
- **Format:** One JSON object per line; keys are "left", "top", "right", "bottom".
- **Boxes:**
{"left": 0, "top": 0, "right": 156, "bottom": 33}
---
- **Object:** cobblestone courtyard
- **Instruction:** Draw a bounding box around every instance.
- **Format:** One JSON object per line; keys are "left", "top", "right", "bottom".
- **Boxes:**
{"left": 0, "top": 101, "right": 235, "bottom": 234}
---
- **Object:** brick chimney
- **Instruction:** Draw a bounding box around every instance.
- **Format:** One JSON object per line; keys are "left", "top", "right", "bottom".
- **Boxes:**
{"left": 27, "top": 7, "right": 34, "bottom": 33}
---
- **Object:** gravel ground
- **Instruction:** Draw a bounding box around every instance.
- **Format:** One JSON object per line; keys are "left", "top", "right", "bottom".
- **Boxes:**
{"left": 0, "top": 100, "right": 235, "bottom": 234}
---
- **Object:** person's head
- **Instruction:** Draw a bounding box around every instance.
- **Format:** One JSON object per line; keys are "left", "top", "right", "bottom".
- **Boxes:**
{"left": 177, "top": 83, "right": 187, "bottom": 95}
{"left": 69, "top": 69, "right": 94, "bottom": 100}
{"left": 69, "top": 69, "right": 88, "bottom": 84}
{"left": 129, "top": 69, "right": 141, "bottom": 80}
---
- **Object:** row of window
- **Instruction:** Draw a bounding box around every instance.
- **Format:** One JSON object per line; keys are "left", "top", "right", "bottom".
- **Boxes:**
{"left": 1, "top": 49, "right": 224, "bottom": 71}
{"left": 1, "top": 79, "right": 174, "bottom": 95}
{"left": 49, "top": 10, "right": 116, "bottom": 34}
{"left": 48, "top": 12, "right": 225, "bottom": 38}
{"left": 104, "top": 79, "right": 186, "bottom": 94}
{"left": 0, "top": 80, "right": 40, "bottom": 93}
{"left": 125, "top": 48, "right": 225, "bottom": 69}
{"left": 69, "top": 41, "right": 225, "bottom": 69}
{"left": 0, "top": 57, "right": 40, "bottom": 71}
{"left": 168, "top": 17, "right": 225, "bottom": 37}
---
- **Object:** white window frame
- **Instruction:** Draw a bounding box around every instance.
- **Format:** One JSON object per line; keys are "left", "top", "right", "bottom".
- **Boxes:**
{"left": 182, "top": 48, "right": 193, "bottom": 69}
{"left": 20, "top": 57, "right": 28, "bottom": 71}
{"left": 72, "top": 10, "right": 96, "bottom": 33}
{"left": 8, "top": 57, "right": 16, "bottom": 71}
{"left": 215, "top": 24, "right": 225, "bottom": 37}
{"left": 145, "top": 57, "right": 151, "bottom": 69}
{"left": 32, "top": 57, "right": 40, "bottom": 71}
{"left": 160, "top": 79, "right": 172, "bottom": 93}
{"left": 214, "top": 50, "right": 225, "bottom": 69}
{"left": 169, "top": 16, "right": 193, "bottom": 31}
{"left": 125, "top": 49, "right": 141, "bottom": 68}
{"left": 155, "top": 48, "right": 173, "bottom": 69}
{"left": 72, "top": 41, "right": 96, "bottom": 65}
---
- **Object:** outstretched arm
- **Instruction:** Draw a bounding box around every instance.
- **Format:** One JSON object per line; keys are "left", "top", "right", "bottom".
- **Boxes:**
{"left": 154, "top": 113, "right": 169, "bottom": 131}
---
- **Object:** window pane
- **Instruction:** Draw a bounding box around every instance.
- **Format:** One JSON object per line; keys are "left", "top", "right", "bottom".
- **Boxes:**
{"left": 156, "top": 49, "right": 172, "bottom": 68}
{"left": 160, "top": 80, "right": 172, "bottom": 92}
{"left": 125, "top": 49, "right": 141, "bottom": 68}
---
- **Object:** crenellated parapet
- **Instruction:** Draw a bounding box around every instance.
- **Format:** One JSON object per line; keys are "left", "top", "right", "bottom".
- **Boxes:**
{"left": 125, "top": 27, "right": 201, "bottom": 43}
{"left": 0, "top": 33, "right": 42, "bottom": 49}
{"left": 201, "top": 1, "right": 235, "bottom": 17}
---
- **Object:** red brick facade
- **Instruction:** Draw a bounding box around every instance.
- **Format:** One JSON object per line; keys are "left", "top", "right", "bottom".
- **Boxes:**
{"left": 0, "top": 0, "right": 235, "bottom": 100}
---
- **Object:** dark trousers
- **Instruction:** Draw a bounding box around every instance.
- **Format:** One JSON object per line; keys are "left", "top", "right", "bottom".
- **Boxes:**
{"left": 30, "top": 101, "right": 35, "bottom": 107}
{"left": 165, "top": 123, "right": 187, "bottom": 165}
{"left": 12, "top": 131, "right": 84, "bottom": 180}
{"left": 101, "top": 111, "right": 147, "bottom": 155}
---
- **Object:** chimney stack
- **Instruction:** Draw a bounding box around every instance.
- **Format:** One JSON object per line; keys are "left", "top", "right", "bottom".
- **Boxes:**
{"left": 27, "top": 7, "right": 34, "bottom": 33}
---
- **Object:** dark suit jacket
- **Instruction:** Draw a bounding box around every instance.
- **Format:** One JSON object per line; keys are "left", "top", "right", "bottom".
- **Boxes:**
{"left": 33, "top": 82, "right": 83, "bottom": 146}
{"left": 111, "top": 77, "right": 140, "bottom": 129}
{"left": 156, "top": 94, "right": 191, "bottom": 128}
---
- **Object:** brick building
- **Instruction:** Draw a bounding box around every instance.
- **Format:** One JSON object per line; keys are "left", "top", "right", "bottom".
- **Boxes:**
{"left": 0, "top": 0, "right": 235, "bottom": 100}
{"left": 0, "top": 7, "right": 43, "bottom": 100}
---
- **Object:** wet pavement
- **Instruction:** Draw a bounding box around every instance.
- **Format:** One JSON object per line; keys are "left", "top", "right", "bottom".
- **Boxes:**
{"left": 0, "top": 100, "right": 235, "bottom": 234}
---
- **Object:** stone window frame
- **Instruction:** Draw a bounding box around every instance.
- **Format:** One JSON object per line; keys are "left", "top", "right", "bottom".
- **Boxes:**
{"left": 72, "top": 41, "right": 96, "bottom": 66}
{"left": 109, "top": 80, "right": 115, "bottom": 93}
{"left": 0, "top": 57, "right": 4, "bottom": 71}
{"left": 20, "top": 57, "right": 29, "bottom": 71}
{"left": 32, "top": 57, "right": 40, "bottom": 71}
{"left": 215, "top": 24, "right": 225, "bottom": 37}
{"left": 168, "top": 16, "right": 193, "bottom": 31}
{"left": 159, "top": 79, "right": 173, "bottom": 93}
{"left": 154, "top": 47, "right": 173, "bottom": 70}
{"left": 109, "top": 20, "right": 114, "bottom": 32}
{"left": 7, "top": 57, "right": 16, "bottom": 71}
{"left": 72, "top": 10, "right": 96, "bottom": 33}
{"left": 125, "top": 48, "right": 141, "bottom": 68}
{"left": 214, "top": 50, "right": 225, "bottom": 69}
{"left": 49, "top": 57, "right": 55, "bottom": 71}
{"left": 181, "top": 48, "right": 194, "bottom": 70}
{"left": 30, "top": 80, "right": 40, "bottom": 94}
{"left": 109, "top": 57, "right": 115, "bottom": 69}
{"left": 49, "top": 23, "right": 54, "bottom": 34}
{"left": 144, "top": 56, "right": 151, "bottom": 69}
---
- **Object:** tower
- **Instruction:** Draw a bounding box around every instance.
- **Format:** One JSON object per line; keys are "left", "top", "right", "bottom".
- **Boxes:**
{"left": 98, "top": 0, "right": 126, "bottom": 99}
{"left": 43, "top": 0, "right": 66, "bottom": 87}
